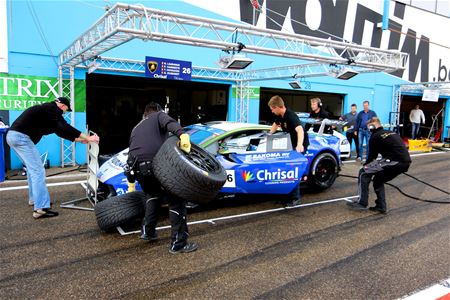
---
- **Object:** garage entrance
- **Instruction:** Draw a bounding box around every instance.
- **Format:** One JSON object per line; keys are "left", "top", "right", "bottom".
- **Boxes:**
{"left": 399, "top": 96, "right": 447, "bottom": 139}
{"left": 86, "top": 73, "right": 229, "bottom": 154}
{"left": 259, "top": 88, "right": 344, "bottom": 124}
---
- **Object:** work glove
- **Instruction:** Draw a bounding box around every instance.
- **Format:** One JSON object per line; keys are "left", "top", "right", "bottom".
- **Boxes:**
{"left": 179, "top": 133, "right": 191, "bottom": 153}
{"left": 127, "top": 181, "right": 136, "bottom": 193}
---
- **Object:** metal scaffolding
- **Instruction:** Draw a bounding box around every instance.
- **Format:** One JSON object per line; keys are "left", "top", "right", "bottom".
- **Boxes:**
{"left": 58, "top": 2, "right": 409, "bottom": 166}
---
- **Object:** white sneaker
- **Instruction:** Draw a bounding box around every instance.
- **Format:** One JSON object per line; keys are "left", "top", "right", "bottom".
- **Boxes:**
{"left": 28, "top": 200, "right": 34, "bottom": 206}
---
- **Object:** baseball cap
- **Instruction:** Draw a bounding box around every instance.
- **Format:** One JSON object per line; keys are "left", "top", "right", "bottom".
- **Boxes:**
{"left": 56, "top": 97, "right": 72, "bottom": 111}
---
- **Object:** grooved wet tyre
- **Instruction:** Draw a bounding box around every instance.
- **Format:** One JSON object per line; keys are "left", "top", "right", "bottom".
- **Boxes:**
{"left": 94, "top": 191, "right": 146, "bottom": 231}
{"left": 308, "top": 152, "right": 338, "bottom": 191}
{"left": 152, "top": 136, "right": 227, "bottom": 204}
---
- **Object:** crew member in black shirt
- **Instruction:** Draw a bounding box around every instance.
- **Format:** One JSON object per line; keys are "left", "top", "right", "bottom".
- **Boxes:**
{"left": 347, "top": 117, "right": 411, "bottom": 213}
{"left": 268, "top": 95, "right": 309, "bottom": 207}
{"left": 126, "top": 102, "right": 198, "bottom": 254}
{"left": 305, "top": 97, "right": 332, "bottom": 133}
{"left": 6, "top": 97, "right": 100, "bottom": 219}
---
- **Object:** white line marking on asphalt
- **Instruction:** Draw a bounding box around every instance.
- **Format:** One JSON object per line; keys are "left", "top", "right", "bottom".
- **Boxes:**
{"left": 117, "top": 195, "right": 359, "bottom": 235}
{"left": 401, "top": 277, "right": 450, "bottom": 300}
{"left": 1, "top": 172, "right": 87, "bottom": 184}
{"left": 0, "top": 180, "right": 86, "bottom": 192}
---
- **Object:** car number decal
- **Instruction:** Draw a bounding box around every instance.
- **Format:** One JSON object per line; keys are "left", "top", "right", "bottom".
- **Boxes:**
{"left": 223, "top": 170, "right": 236, "bottom": 188}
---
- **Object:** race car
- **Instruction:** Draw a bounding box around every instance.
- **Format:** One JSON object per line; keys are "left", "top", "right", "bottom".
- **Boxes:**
{"left": 96, "top": 121, "right": 341, "bottom": 201}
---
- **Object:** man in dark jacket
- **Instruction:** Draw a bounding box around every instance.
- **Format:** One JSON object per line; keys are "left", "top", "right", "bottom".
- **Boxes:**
{"left": 305, "top": 97, "right": 332, "bottom": 133}
{"left": 127, "top": 102, "right": 198, "bottom": 254}
{"left": 6, "top": 97, "right": 100, "bottom": 218}
{"left": 347, "top": 117, "right": 411, "bottom": 213}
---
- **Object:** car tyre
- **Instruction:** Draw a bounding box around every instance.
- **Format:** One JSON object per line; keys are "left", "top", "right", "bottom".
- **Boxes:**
{"left": 94, "top": 191, "right": 146, "bottom": 231}
{"left": 152, "top": 136, "right": 227, "bottom": 204}
{"left": 308, "top": 152, "right": 338, "bottom": 190}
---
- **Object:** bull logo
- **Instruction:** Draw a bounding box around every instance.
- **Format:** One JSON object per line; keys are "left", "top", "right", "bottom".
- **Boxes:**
{"left": 147, "top": 61, "right": 158, "bottom": 73}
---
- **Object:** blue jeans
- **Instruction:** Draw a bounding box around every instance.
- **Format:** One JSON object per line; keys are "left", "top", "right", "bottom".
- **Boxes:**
{"left": 6, "top": 130, "right": 51, "bottom": 210}
{"left": 411, "top": 123, "right": 420, "bottom": 139}
{"left": 358, "top": 129, "right": 371, "bottom": 160}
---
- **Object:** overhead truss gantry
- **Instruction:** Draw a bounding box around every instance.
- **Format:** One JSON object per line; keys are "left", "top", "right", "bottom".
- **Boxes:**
{"left": 58, "top": 2, "right": 408, "bottom": 166}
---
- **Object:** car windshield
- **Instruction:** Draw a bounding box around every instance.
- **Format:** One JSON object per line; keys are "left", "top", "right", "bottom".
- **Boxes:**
{"left": 184, "top": 125, "right": 225, "bottom": 145}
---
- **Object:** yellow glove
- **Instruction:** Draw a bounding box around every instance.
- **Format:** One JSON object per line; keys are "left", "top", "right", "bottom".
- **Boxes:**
{"left": 127, "top": 181, "right": 136, "bottom": 193}
{"left": 179, "top": 133, "right": 191, "bottom": 153}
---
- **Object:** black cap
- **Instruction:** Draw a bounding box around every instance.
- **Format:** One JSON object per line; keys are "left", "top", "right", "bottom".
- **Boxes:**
{"left": 56, "top": 97, "right": 72, "bottom": 111}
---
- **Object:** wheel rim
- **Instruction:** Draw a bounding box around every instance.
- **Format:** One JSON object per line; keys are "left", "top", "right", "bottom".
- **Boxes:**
{"left": 315, "top": 158, "right": 336, "bottom": 183}
{"left": 184, "top": 146, "right": 221, "bottom": 173}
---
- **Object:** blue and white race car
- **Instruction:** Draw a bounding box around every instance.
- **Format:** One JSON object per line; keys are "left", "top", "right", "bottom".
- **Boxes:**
{"left": 96, "top": 121, "right": 341, "bottom": 201}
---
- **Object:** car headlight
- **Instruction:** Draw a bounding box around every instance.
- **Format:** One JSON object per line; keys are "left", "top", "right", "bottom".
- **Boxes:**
{"left": 341, "top": 139, "right": 349, "bottom": 145}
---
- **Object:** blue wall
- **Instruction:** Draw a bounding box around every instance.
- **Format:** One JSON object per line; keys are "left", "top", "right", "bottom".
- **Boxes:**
{"left": 4, "top": 1, "right": 449, "bottom": 169}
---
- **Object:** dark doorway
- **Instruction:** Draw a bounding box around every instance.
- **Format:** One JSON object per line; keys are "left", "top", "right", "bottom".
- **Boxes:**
{"left": 86, "top": 73, "right": 229, "bottom": 154}
{"left": 400, "top": 95, "right": 446, "bottom": 140}
{"left": 259, "top": 88, "right": 344, "bottom": 124}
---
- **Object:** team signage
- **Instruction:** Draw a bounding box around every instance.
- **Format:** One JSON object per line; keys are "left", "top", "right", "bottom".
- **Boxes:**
{"left": 145, "top": 56, "right": 192, "bottom": 81}
{"left": 0, "top": 74, "right": 85, "bottom": 111}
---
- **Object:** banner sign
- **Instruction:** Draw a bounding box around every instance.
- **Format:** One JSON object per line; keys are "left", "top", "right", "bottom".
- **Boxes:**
{"left": 422, "top": 89, "right": 440, "bottom": 102}
{"left": 232, "top": 86, "right": 260, "bottom": 100}
{"left": 145, "top": 56, "right": 192, "bottom": 81}
{"left": 0, "top": 74, "right": 86, "bottom": 111}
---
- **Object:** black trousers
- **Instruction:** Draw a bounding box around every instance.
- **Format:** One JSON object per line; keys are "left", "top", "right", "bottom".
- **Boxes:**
{"left": 358, "top": 160, "right": 410, "bottom": 209}
{"left": 137, "top": 173, "right": 189, "bottom": 250}
{"left": 346, "top": 131, "right": 359, "bottom": 157}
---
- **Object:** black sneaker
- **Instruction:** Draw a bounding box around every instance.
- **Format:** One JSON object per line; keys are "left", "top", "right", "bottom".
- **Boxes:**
{"left": 286, "top": 199, "right": 301, "bottom": 207}
{"left": 169, "top": 242, "right": 198, "bottom": 254}
{"left": 346, "top": 202, "right": 368, "bottom": 211}
{"left": 140, "top": 233, "right": 158, "bottom": 242}
{"left": 369, "top": 206, "right": 387, "bottom": 214}
{"left": 33, "top": 208, "right": 59, "bottom": 219}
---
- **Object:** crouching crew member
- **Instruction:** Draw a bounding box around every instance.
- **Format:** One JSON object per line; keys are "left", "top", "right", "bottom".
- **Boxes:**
{"left": 126, "top": 102, "right": 198, "bottom": 254}
{"left": 347, "top": 117, "right": 411, "bottom": 213}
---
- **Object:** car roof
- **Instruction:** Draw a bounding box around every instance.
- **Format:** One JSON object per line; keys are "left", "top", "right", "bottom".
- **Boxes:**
{"left": 196, "top": 121, "right": 271, "bottom": 132}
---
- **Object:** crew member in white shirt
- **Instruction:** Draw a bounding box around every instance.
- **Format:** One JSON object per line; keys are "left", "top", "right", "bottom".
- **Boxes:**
{"left": 409, "top": 104, "right": 425, "bottom": 139}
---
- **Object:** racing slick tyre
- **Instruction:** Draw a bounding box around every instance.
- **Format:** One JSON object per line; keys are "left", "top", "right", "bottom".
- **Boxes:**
{"left": 152, "top": 135, "right": 227, "bottom": 204}
{"left": 308, "top": 152, "right": 338, "bottom": 191}
{"left": 94, "top": 191, "right": 146, "bottom": 231}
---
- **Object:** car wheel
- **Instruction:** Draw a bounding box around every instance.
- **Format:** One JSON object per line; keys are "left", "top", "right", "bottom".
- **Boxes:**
{"left": 308, "top": 152, "right": 338, "bottom": 190}
{"left": 94, "top": 191, "right": 146, "bottom": 231}
{"left": 152, "top": 136, "right": 227, "bottom": 204}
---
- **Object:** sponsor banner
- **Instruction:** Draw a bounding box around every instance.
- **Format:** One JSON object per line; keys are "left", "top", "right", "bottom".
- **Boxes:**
{"left": 184, "top": 0, "right": 450, "bottom": 83}
{"left": 232, "top": 86, "right": 260, "bottom": 100}
{"left": 145, "top": 56, "right": 192, "bottom": 81}
{"left": 0, "top": 74, "right": 86, "bottom": 111}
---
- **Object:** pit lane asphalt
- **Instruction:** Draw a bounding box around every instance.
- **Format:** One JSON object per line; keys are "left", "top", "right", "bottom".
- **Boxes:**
{"left": 0, "top": 152, "right": 449, "bottom": 299}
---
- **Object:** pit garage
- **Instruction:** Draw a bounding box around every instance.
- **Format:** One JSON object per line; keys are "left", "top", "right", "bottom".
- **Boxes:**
{"left": 86, "top": 73, "right": 229, "bottom": 154}
{"left": 399, "top": 95, "right": 447, "bottom": 140}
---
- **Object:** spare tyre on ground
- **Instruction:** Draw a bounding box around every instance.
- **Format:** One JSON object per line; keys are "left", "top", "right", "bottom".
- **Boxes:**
{"left": 94, "top": 191, "right": 146, "bottom": 231}
{"left": 153, "top": 135, "right": 227, "bottom": 204}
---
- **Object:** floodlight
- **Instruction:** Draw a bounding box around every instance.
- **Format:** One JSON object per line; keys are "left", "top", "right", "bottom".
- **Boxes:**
{"left": 289, "top": 80, "right": 301, "bottom": 89}
{"left": 336, "top": 68, "right": 359, "bottom": 80}
{"left": 217, "top": 54, "right": 254, "bottom": 70}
